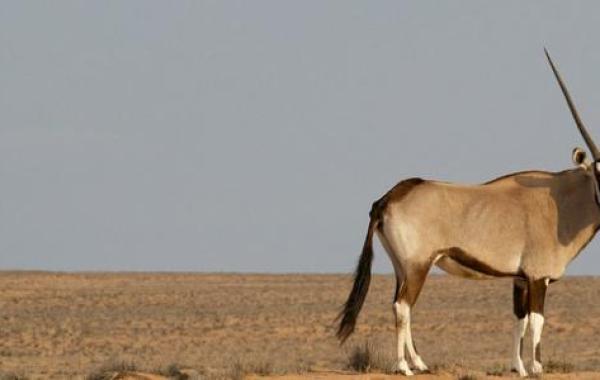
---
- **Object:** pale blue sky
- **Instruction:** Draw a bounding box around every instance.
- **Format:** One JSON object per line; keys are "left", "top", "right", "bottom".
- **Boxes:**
{"left": 2, "top": 1, "right": 600, "bottom": 274}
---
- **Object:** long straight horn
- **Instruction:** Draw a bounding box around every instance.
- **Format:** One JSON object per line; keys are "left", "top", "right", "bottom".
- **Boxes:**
{"left": 545, "top": 48, "right": 600, "bottom": 159}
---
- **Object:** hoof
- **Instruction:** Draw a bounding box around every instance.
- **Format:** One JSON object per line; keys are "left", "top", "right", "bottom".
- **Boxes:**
{"left": 531, "top": 361, "right": 543, "bottom": 375}
{"left": 510, "top": 367, "right": 528, "bottom": 377}
{"left": 395, "top": 360, "right": 414, "bottom": 376}
{"left": 511, "top": 360, "right": 528, "bottom": 377}
{"left": 412, "top": 357, "right": 429, "bottom": 372}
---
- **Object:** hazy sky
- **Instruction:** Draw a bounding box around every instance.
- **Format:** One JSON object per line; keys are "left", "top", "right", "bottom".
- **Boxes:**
{"left": 2, "top": 1, "right": 600, "bottom": 274}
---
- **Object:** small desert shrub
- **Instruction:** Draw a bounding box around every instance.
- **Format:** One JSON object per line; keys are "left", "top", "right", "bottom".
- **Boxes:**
{"left": 346, "top": 341, "right": 395, "bottom": 374}
{"left": 229, "top": 357, "right": 274, "bottom": 380}
{"left": 429, "top": 360, "right": 471, "bottom": 376}
{"left": 293, "top": 359, "right": 312, "bottom": 374}
{"left": 0, "top": 371, "right": 28, "bottom": 380}
{"left": 545, "top": 359, "right": 575, "bottom": 373}
{"left": 456, "top": 373, "right": 480, "bottom": 380}
{"left": 486, "top": 363, "right": 507, "bottom": 376}
{"left": 428, "top": 362, "right": 451, "bottom": 374}
{"left": 155, "top": 363, "right": 192, "bottom": 380}
{"left": 89, "top": 360, "right": 200, "bottom": 380}
{"left": 231, "top": 355, "right": 313, "bottom": 379}
{"left": 86, "top": 359, "right": 137, "bottom": 380}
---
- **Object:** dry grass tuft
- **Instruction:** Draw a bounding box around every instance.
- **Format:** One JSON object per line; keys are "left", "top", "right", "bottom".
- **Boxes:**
{"left": 545, "top": 358, "right": 575, "bottom": 373}
{"left": 346, "top": 341, "right": 395, "bottom": 374}
{"left": 86, "top": 359, "right": 137, "bottom": 380}
{"left": 83, "top": 355, "right": 305, "bottom": 380}
{"left": 428, "top": 361, "right": 451, "bottom": 374}
{"left": 86, "top": 360, "right": 202, "bottom": 380}
{"left": 229, "top": 356, "right": 275, "bottom": 380}
{"left": 0, "top": 371, "right": 28, "bottom": 380}
{"left": 292, "top": 359, "right": 313, "bottom": 374}
{"left": 485, "top": 363, "right": 507, "bottom": 376}
{"left": 428, "top": 361, "right": 482, "bottom": 379}
{"left": 225, "top": 354, "right": 312, "bottom": 379}
{"left": 456, "top": 373, "right": 481, "bottom": 380}
{"left": 154, "top": 363, "right": 194, "bottom": 380}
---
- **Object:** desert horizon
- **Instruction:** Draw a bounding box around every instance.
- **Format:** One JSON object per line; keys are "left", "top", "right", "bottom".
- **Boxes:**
{"left": 4, "top": 3, "right": 600, "bottom": 380}
{"left": 1, "top": 271, "right": 599, "bottom": 379}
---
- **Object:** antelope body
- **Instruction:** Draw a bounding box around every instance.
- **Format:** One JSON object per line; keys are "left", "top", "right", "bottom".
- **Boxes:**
{"left": 337, "top": 50, "right": 600, "bottom": 377}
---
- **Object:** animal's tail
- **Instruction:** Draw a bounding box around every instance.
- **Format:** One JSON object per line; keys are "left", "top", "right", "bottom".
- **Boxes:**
{"left": 336, "top": 209, "right": 379, "bottom": 343}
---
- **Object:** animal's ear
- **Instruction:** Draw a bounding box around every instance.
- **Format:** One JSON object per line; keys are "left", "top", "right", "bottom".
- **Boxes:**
{"left": 572, "top": 147, "right": 588, "bottom": 166}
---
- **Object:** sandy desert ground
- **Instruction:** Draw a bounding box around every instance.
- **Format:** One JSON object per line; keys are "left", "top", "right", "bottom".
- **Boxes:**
{"left": 0, "top": 272, "right": 599, "bottom": 379}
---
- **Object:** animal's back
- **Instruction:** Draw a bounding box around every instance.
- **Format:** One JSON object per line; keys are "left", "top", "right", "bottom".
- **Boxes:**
{"left": 376, "top": 170, "right": 569, "bottom": 278}
{"left": 376, "top": 168, "right": 598, "bottom": 279}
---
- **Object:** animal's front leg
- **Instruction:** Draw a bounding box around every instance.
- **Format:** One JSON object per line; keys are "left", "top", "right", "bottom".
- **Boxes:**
{"left": 512, "top": 316, "right": 529, "bottom": 376}
{"left": 530, "top": 313, "right": 544, "bottom": 374}
{"left": 528, "top": 279, "right": 548, "bottom": 375}
{"left": 511, "top": 279, "right": 529, "bottom": 377}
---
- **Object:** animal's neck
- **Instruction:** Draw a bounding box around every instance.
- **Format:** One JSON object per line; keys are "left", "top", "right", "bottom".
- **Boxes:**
{"left": 556, "top": 169, "right": 600, "bottom": 255}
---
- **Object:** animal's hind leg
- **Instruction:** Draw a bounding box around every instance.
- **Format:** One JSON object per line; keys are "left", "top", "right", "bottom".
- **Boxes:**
{"left": 394, "top": 261, "right": 431, "bottom": 374}
{"left": 378, "top": 230, "right": 430, "bottom": 375}
{"left": 392, "top": 282, "right": 413, "bottom": 376}
{"left": 379, "top": 233, "right": 414, "bottom": 376}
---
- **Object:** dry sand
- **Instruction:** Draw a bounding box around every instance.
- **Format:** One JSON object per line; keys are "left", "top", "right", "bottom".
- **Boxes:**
{"left": 251, "top": 371, "right": 600, "bottom": 379}
{"left": 0, "top": 272, "right": 599, "bottom": 379}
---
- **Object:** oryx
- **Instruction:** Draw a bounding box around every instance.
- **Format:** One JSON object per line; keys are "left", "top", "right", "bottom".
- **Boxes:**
{"left": 337, "top": 49, "right": 600, "bottom": 377}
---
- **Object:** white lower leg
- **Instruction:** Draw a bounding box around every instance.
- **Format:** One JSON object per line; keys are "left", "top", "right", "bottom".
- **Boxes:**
{"left": 394, "top": 301, "right": 413, "bottom": 376}
{"left": 530, "top": 312, "right": 545, "bottom": 374}
{"left": 405, "top": 316, "right": 427, "bottom": 371}
{"left": 511, "top": 315, "right": 528, "bottom": 377}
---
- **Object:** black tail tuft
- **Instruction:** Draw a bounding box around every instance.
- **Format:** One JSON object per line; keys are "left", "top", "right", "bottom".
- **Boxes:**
{"left": 336, "top": 217, "right": 376, "bottom": 344}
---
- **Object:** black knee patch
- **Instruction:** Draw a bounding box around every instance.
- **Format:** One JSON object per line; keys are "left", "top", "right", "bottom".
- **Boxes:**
{"left": 513, "top": 283, "right": 528, "bottom": 319}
